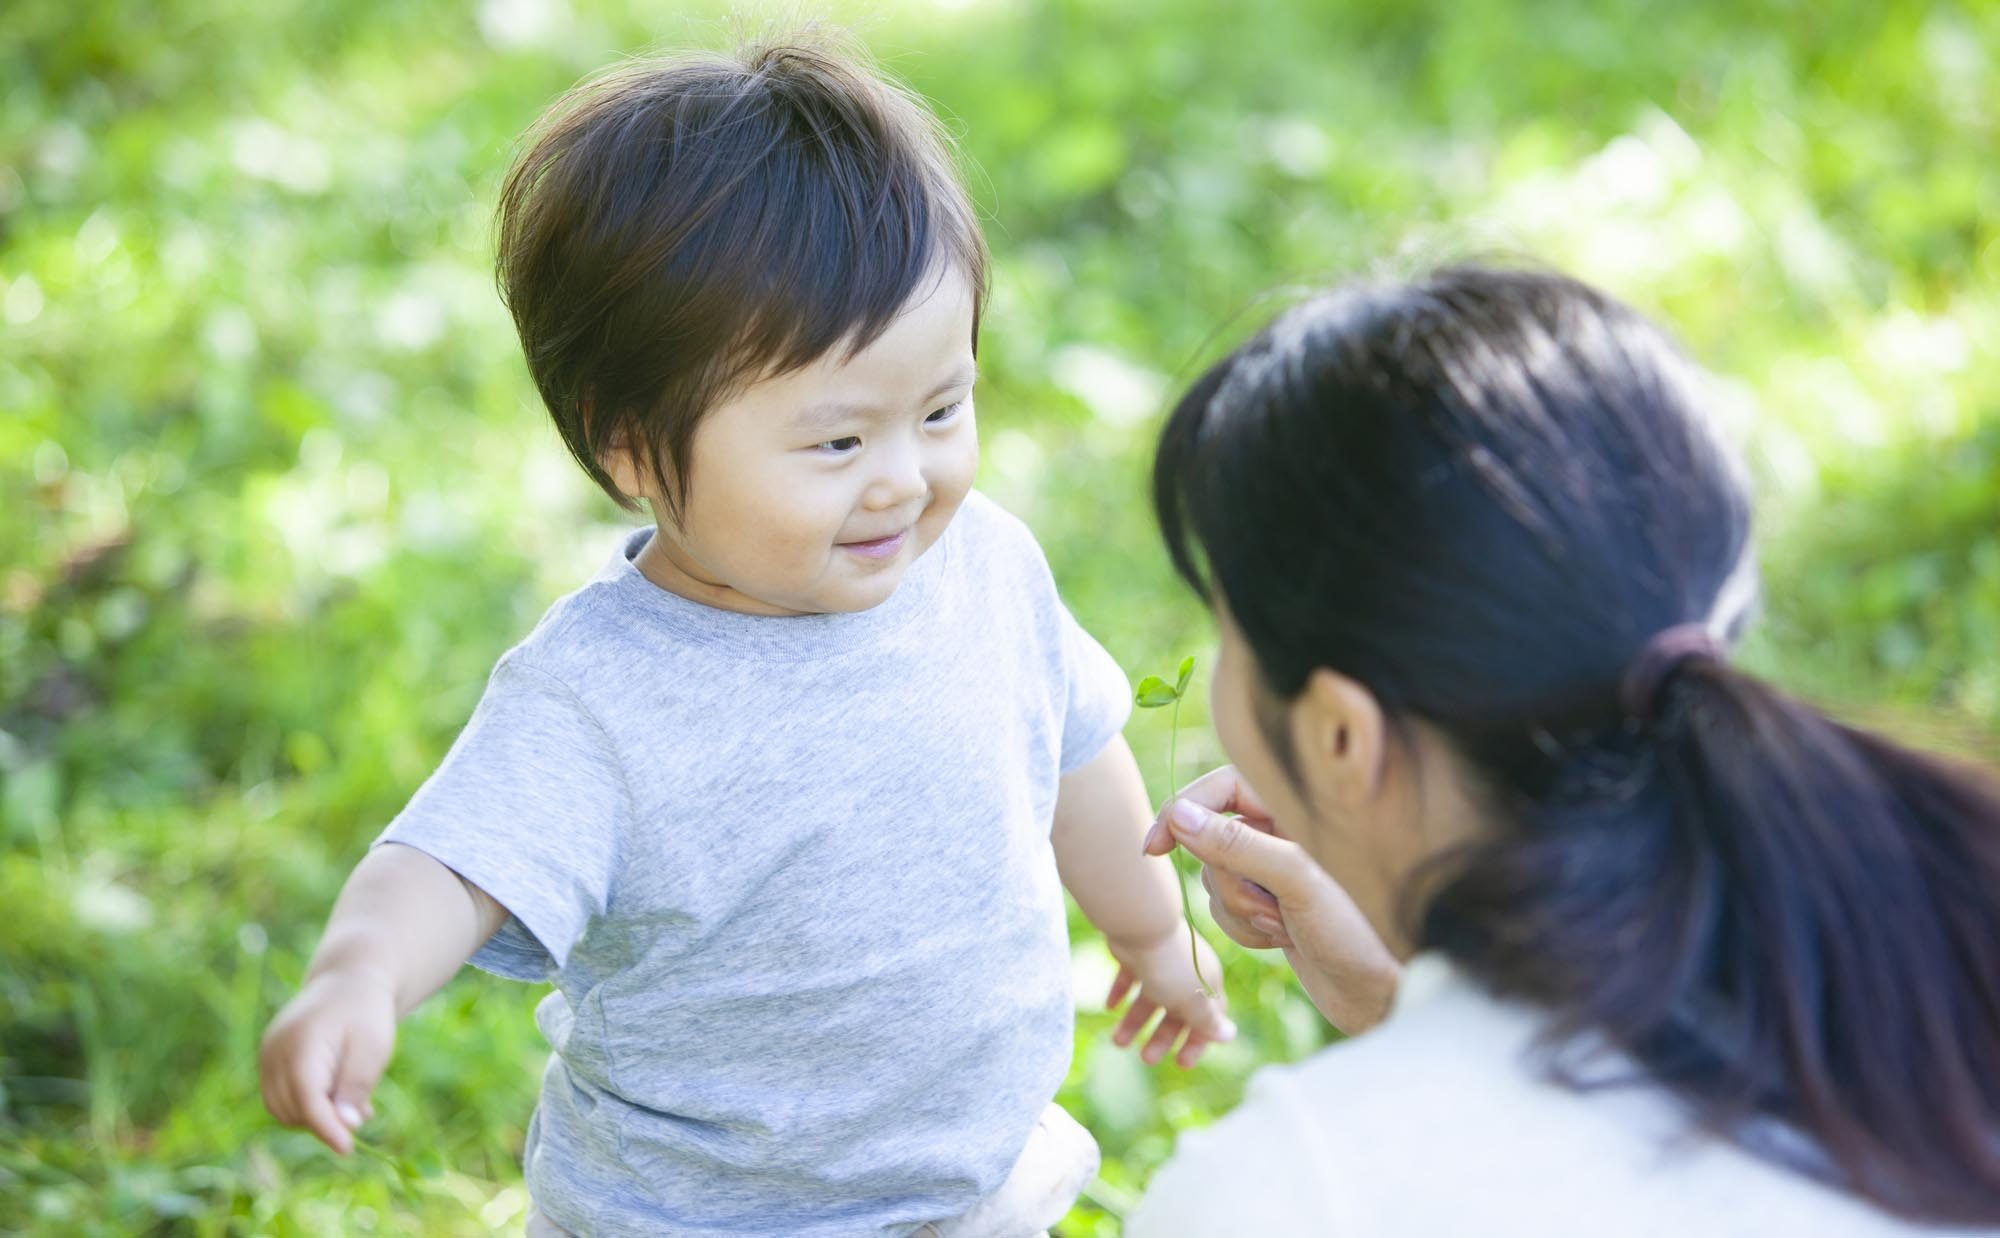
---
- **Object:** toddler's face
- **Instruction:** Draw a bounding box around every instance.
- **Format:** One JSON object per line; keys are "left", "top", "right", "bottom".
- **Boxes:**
{"left": 613, "top": 263, "right": 979, "bottom": 616}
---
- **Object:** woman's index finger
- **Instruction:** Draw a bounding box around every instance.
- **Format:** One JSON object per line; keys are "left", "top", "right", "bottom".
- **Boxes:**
{"left": 1175, "top": 764, "right": 1275, "bottom": 824}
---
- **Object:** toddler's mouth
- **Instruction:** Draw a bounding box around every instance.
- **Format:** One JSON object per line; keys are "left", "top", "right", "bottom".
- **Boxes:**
{"left": 838, "top": 529, "right": 909, "bottom": 560}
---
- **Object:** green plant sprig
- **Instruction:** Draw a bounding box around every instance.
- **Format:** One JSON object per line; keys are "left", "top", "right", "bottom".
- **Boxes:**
{"left": 1134, "top": 655, "right": 1214, "bottom": 998}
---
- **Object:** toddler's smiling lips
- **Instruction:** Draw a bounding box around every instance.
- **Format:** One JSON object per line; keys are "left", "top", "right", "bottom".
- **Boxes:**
{"left": 839, "top": 529, "right": 909, "bottom": 559}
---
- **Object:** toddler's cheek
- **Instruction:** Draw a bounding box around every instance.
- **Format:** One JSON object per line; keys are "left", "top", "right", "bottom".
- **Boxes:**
{"left": 931, "top": 457, "right": 978, "bottom": 524}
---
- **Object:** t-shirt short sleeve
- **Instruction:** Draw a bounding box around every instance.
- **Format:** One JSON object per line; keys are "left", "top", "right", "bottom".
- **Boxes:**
{"left": 377, "top": 653, "right": 629, "bottom": 982}
{"left": 1056, "top": 600, "right": 1134, "bottom": 773}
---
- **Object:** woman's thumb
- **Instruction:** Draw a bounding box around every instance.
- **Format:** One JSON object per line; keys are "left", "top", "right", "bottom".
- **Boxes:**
{"left": 1165, "top": 800, "right": 1298, "bottom": 895}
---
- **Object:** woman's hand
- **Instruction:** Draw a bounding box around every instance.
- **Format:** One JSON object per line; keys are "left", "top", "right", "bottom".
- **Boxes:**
{"left": 1143, "top": 766, "right": 1402, "bottom": 1035}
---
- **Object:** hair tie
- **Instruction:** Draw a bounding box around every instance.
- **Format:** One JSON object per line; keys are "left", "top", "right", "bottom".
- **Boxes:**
{"left": 1620, "top": 623, "right": 1723, "bottom": 720}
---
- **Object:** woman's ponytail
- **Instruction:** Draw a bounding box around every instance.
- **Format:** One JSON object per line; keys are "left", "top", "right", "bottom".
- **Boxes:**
{"left": 1427, "top": 656, "right": 2000, "bottom": 1222}
{"left": 1662, "top": 663, "right": 2000, "bottom": 1219}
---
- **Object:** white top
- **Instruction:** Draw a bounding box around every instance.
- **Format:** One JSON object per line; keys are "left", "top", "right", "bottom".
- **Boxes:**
{"left": 1127, "top": 955, "right": 1976, "bottom": 1238}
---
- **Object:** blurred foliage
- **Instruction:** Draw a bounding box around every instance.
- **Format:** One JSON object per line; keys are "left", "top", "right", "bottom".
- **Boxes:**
{"left": 2, "top": 0, "right": 1995, "bottom": 1232}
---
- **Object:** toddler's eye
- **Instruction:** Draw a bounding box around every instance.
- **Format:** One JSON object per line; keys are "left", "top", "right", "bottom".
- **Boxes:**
{"left": 926, "top": 401, "right": 965, "bottom": 425}
{"left": 816, "top": 436, "right": 863, "bottom": 455}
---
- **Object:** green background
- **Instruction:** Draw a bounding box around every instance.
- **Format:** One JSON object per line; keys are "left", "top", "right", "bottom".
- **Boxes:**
{"left": 4, "top": 0, "right": 1996, "bottom": 1232}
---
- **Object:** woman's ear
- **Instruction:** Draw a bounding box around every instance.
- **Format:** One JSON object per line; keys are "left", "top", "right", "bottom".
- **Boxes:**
{"left": 1292, "top": 668, "right": 1387, "bottom": 807}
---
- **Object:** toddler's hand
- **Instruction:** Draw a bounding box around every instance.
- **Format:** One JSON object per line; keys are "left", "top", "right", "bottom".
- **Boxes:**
{"left": 1102, "top": 929, "right": 1233, "bottom": 1069}
{"left": 258, "top": 968, "right": 397, "bottom": 1154}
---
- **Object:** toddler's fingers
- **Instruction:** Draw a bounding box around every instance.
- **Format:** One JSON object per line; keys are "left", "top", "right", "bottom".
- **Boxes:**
{"left": 258, "top": 1024, "right": 300, "bottom": 1126}
{"left": 1184, "top": 996, "right": 1237, "bottom": 1045}
{"left": 297, "top": 1073, "right": 353, "bottom": 1155}
{"left": 1175, "top": 1029, "right": 1213, "bottom": 1069}
{"left": 269, "top": 1034, "right": 350, "bottom": 1153}
{"left": 258, "top": 1051, "right": 289, "bottom": 1125}
{"left": 1104, "top": 965, "right": 1138, "bottom": 1012}
{"left": 331, "top": 1025, "right": 393, "bottom": 1136}
{"left": 1141, "top": 1016, "right": 1184, "bottom": 1066}
{"left": 1111, "top": 995, "right": 1160, "bottom": 1048}
{"left": 291, "top": 1038, "right": 354, "bottom": 1155}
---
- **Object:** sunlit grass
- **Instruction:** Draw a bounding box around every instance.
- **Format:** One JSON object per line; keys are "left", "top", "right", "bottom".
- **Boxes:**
{"left": 4, "top": 0, "right": 1994, "bottom": 1231}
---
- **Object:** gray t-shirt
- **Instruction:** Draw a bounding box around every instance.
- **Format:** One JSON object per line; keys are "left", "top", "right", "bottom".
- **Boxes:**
{"left": 378, "top": 491, "right": 1131, "bottom": 1236}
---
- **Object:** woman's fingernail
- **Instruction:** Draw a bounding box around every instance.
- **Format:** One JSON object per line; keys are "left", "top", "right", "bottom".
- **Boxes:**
{"left": 336, "top": 1102, "right": 363, "bottom": 1129}
{"left": 1251, "top": 915, "right": 1288, "bottom": 941}
{"left": 1220, "top": 1018, "right": 1239, "bottom": 1040}
{"left": 1140, "top": 821, "right": 1165, "bottom": 854}
{"left": 1169, "top": 800, "right": 1207, "bottom": 836}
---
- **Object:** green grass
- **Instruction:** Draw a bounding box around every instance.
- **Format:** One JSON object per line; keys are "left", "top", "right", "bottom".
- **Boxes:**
{"left": 3, "top": 0, "right": 1996, "bottom": 1231}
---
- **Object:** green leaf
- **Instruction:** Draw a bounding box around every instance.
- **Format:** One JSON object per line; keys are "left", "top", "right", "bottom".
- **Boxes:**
{"left": 1175, "top": 655, "right": 1196, "bottom": 696}
{"left": 1134, "top": 675, "right": 1179, "bottom": 708}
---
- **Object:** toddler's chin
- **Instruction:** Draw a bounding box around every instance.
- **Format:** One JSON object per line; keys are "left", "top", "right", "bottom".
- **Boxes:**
{"left": 820, "top": 571, "right": 908, "bottom": 614}
{"left": 827, "top": 554, "right": 932, "bottom": 613}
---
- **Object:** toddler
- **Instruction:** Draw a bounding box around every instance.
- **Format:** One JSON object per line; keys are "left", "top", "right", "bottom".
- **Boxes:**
{"left": 258, "top": 32, "right": 1229, "bottom": 1237}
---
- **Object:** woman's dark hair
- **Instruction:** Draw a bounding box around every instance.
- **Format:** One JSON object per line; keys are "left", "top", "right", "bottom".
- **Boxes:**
{"left": 1155, "top": 265, "right": 2000, "bottom": 1222}
{"left": 495, "top": 31, "right": 988, "bottom": 517}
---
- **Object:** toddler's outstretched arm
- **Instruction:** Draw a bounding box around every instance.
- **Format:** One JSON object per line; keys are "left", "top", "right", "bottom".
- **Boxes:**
{"left": 258, "top": 842, "right": 506, "bottom": 1153}
{"left": 1052, "top": 736, "right": 1234, "bottom": 1068}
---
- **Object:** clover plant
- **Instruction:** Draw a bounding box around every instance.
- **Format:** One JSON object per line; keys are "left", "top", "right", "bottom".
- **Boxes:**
{"left": 1134, "top": 655, "right": 1215, "bottom": 998}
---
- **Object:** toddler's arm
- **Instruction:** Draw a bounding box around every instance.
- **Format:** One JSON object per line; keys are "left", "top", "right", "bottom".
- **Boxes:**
{"left": 258, "top": 842, "right": 507, "bottom": 1153}
{"left": 1052, "top": 736, "right": 1233, "bottom": 1067}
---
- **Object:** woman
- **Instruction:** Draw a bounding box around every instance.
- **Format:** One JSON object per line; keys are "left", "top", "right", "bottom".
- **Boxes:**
{"left": 1121, "top": 267, "right": 2000, "bottom": 1235}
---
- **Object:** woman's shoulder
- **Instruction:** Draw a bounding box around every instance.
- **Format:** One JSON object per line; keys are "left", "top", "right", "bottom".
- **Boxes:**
{"left": 1124, "top": 958, "right": 1511, "bottom": 1235}
{"left": 1122, "top": 1060, "right": 1355, "bottom": 1236}
{"left": 1277, "top": 952, "right": 1553, "bottom": 1104}
{"left": 1130, "top": 956, "right": 1934, "bottom": 1237}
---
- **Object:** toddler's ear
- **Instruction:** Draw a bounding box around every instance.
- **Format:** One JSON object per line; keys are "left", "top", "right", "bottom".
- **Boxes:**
{"left": 581, "top": 399, "right": 642, "bottom": 499}
{"left": 598, "top": 433, "right": 650, "bottom": 503}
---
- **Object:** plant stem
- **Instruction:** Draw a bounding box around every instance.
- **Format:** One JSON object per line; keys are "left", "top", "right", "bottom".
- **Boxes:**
{"left": 1169, "top": 694, "right": 1213, "bottom": 997}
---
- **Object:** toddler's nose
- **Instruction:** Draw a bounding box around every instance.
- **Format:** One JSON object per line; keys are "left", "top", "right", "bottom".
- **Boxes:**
{"left": 863, "top": 441, "right": 928, "bottom": 511}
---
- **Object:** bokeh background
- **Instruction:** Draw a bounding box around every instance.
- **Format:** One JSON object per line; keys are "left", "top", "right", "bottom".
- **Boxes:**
{"left": 4, "top": 0, "right": 1996, "bottom": 1232}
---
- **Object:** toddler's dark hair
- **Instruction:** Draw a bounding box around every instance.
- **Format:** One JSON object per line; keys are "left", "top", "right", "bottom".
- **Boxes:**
{"left": 496, "top": 32, "right": 988, "bottom": 516}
